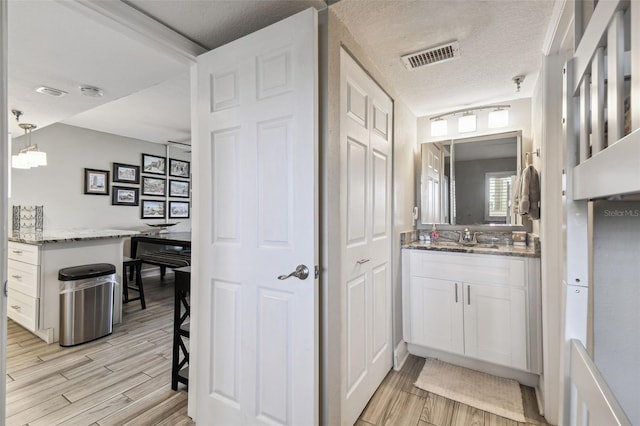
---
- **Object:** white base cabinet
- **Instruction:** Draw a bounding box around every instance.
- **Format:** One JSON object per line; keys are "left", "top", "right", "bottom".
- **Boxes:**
{"left": 402, "top": 249, "right": 541, "bottom": 373}
{"left": 7, "top": 239, "right": 126, "bottom": 343}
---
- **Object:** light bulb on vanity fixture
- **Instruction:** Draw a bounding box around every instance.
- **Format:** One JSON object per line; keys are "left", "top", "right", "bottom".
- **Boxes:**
{"left": 430, "top": 118, "right": 448, "bottom": 137}
{"left": 488, "top": 108, "right": 509, "bottom": 128}
{"left": 458, "top": 112, "right": 477, "bottom": 133}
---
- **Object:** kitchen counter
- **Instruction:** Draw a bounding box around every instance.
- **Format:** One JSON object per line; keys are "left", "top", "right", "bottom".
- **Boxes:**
{"left": 7, "top": 229, "right": 139, "bottom": 343}
{"left": 402, "top": 240, "right": 540, "bottom": 258}
{"left": 9, "top": 229, "right": 140, "bottom": 245}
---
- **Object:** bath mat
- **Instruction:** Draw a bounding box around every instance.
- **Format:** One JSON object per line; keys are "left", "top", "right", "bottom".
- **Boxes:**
{"left": 414, "top": 358, "right": 526, "bottom": 423}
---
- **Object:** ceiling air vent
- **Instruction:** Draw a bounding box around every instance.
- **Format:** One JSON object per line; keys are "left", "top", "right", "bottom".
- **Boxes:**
{"left": 401, "top": 41, "right": 460, "bottom": 70}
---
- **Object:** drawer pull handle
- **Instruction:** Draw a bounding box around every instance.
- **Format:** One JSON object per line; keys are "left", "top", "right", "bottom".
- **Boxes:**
{"left": 12, "top": 250, "right": 23, "bottom": 255}
{"left": 356, "top": 258, "right": 370, "bottom": 265}
{"left": 454, "top": 283, "right": 458, "bottom": 303}
{"left": 11, "top": 305, "right": 21, "bottom": 311}
{"left": 11, "top": 275, "right": 22, "bottom": 281}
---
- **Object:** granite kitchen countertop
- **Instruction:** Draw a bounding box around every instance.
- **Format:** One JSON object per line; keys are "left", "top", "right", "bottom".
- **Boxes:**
{"left": 9, "top": 229, "right": 141, "bottom": 245}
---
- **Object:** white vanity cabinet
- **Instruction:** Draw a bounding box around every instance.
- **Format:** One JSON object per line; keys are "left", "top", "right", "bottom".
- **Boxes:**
{"left": 402, "top": 249, "right": 541, "bottom": 373}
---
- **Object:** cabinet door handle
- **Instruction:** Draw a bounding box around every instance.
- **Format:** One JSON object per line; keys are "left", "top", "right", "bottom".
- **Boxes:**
{"left": 356, "top": 258, "right": 370, "bottom": 265}
{"left": 12, "top": 250, "right": 23, "bottom": 255}
{"left": 11, "top": 275, "right": 22, "bottom": 281}
{"left": 11, "top": 305, "right": 21, "bottom": 311}
{"left": 454, "top": 283, "right": 458, "bottom": 303}
{"left": 467, "top": 285, "right": 471, "bottom": 305}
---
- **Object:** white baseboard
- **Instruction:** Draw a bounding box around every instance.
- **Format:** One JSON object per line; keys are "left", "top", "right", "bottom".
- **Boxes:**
{"left": 394, "top": 340, "right": 409, "bottom": 371}
{"left": 535, "top": 385, "right": 544, "bottom": 416}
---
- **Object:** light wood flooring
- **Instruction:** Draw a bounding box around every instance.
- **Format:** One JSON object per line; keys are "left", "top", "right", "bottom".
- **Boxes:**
{"left": 6, "top": 274, "right": 193, "bottom": 426}
{"left": 356, "top": 355, "right": 550, "bottom": 426}
{"left": 7, "top": 274, "right": 550, "bottom": 426}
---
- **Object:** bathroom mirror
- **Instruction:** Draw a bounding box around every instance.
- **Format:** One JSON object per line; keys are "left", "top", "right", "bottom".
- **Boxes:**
{"left": 418, "top": 130, "right": 524, "bottom": 228}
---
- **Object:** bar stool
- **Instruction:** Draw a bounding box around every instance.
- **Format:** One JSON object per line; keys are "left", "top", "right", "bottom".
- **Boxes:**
{"left": 122, "top": 257, "right": 145, "bottom": 309}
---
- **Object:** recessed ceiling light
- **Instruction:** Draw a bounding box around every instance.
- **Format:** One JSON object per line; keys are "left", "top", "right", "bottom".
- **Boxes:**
{"left": 79, "top": 85, "right": 104, "bottom": 98}
{"left": 36, "top": 86, "right": 68, "bottom": 97}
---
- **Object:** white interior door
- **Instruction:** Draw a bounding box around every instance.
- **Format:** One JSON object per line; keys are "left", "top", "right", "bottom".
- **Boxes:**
{"left": 194, "top": 8, "right": 318, "bottom": 425}
{"left": 341, "top": 49, "right": 393, "bottom": 425}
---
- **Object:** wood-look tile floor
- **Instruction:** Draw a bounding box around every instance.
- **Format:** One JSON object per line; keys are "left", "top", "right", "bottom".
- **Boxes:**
{"left": 6, "top": 274, "right": 194, "bottom": 426}
{"left": 356, "top": 355, "right": 550, "bottom": 426}
{"left": 7, "top": 274, "right": 550, "bottom": 426}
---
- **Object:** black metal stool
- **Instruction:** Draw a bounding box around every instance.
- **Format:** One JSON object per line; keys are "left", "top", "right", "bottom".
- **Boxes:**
{"left": 123, "top": 257, "right": 145, "bottom": 309}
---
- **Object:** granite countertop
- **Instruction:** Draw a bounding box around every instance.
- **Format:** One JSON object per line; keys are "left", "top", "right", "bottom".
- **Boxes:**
{"left": 402, "top": 240, "right": 540, "bottom": 258}
{"left": 9, "top": 229, "right": 141, "bottom": 245}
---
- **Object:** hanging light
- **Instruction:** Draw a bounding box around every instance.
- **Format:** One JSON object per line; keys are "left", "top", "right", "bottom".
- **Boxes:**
{"left": 12, "top": 122, "right": 47, "bottom": 169}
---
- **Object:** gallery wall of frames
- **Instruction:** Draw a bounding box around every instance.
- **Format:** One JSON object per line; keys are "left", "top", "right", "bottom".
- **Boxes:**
{"left": 84, "top": 153, "right": 191, "bottom": 221}
{"left": 10, "top": 123, "right": 191, "bottom": 231}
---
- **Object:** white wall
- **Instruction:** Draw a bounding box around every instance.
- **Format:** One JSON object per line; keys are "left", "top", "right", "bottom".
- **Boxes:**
{"left": 10, "top": 123, "right": 191, "bottom": 233}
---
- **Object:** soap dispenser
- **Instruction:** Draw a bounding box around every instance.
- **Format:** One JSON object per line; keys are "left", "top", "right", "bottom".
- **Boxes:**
{"left": 430, "top": 224, "right": 439, "bottom": 243}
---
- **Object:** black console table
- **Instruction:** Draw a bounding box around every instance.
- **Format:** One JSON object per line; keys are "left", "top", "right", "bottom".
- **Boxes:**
{"left": 172, "top": 266, "right": 191, "bottom": 390}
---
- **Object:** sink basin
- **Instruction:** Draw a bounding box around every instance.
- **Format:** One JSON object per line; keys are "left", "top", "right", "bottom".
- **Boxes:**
{"left": 432, "top": 241, "right": 499, "bottom": 250}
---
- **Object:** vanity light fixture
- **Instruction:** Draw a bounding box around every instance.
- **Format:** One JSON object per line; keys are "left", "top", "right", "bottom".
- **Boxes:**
{"left": 430, "top": 118, "right": 448, "bottom": 137}
{"left": 429, "top": 104, "right": 511, "bottom": 136}
{"left": 458, "top": 112, "right": 476, "bottom": 133}
{"left": 487, "top": 108, "right": 509, "bottom": 128}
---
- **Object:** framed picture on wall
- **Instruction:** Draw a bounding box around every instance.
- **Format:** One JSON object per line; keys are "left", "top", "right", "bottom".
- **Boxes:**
{"left": 84, "top": 168, "right": 110, "bottom": 195}
{"left": 169, "top": 158, "right": 190, "bottom": 178}
{"left": 112, "top": 162, "right": 140, "bottom": 184}
{"left": 169, "top": 201, "right": 190, "bottom": 218}
{"left": 142, "top": 153, "right": 166, "bottom": 175}
{"left": 169, "top": 179, "right": 190, "bottom": 198}
{"left": 111, "top": 186, "right": 139, "bottom": 206}
{"left": 142, "top": 176, "right": 166, "bottom": 196}
{"left": 141, "top": 200, "right": 166, "bottom": 219}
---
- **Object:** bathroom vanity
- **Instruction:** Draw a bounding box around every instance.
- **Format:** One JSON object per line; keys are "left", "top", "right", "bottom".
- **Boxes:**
{"left": 402, "top": 241, "right": 541, "bottom": 384}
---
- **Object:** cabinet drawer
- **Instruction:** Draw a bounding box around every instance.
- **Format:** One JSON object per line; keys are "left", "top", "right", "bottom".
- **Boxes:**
{"left": 410, "top": 250, "right": 525, "bottom": 286}
{"left": 8, "top": 259, "right": 40, "bottom": 298}
{"left": 7, "top": 290, "right": 39, "bottom": 332}
{"left": 8, "top": 242, "right": 40, "bottom": 265}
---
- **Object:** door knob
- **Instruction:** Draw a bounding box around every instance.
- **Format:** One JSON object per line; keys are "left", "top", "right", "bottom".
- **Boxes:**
{"left": 278, "top": 264, "right": 309, "bottom": 281}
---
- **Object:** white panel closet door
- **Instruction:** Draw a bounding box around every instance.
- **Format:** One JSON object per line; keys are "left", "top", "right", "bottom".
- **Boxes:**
{"left": 194, "top": 8, "right": 318, "bottom": 425}
{"left": 341, "top": 48, "right": 393, "bottom": 426}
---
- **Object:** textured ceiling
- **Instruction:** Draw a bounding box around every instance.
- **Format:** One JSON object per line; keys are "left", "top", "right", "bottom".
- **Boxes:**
{"left": 8, "top": 0, "right": 556, "bottom": 144}
{"left": 331, "top": 0, "right": 555, "bottom": 116}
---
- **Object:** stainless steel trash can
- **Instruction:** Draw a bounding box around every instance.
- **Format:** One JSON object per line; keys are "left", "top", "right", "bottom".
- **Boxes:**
{"left": 59, "top": 263, "right": 117, "bottom": 347}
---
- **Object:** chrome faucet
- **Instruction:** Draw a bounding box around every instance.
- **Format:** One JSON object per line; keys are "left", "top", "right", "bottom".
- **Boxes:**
{"left": 460, "top": 228, "right": 473, "bottom": 243}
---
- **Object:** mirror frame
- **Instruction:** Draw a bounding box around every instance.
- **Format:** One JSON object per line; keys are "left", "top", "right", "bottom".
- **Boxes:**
{"left": 416, "top": 130, "right": 531, "bottom": 232}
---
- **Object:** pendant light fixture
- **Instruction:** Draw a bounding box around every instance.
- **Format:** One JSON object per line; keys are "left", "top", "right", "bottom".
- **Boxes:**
{"left": 11, "top": 110, "right": 47, "bottom": 169}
